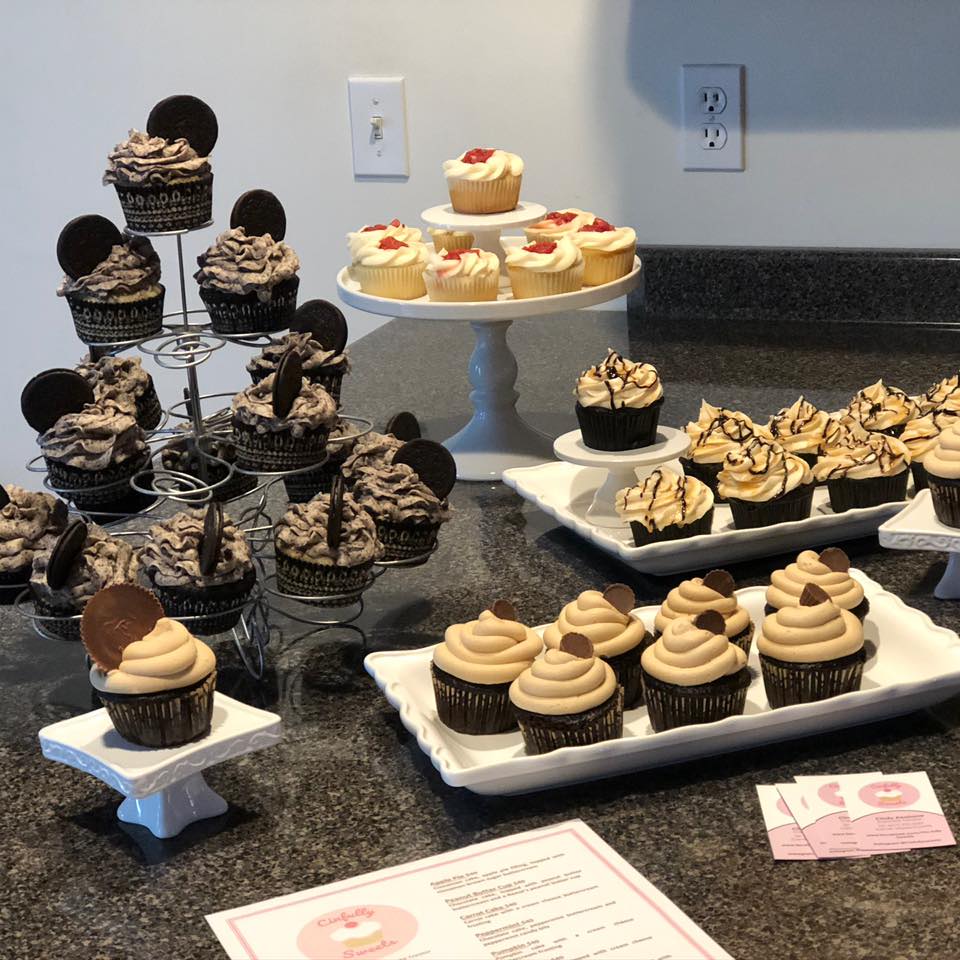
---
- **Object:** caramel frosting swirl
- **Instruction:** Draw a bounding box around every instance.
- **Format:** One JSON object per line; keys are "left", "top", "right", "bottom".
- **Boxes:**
{"left": 718, "top": 437, "right": 812, "bottom": 502}
{"left": 765, "top": 550, "right": 865, "bottom": 611}
{"left": 0, "top": 487, "right": 67, "bottom": 573}
{"left": 616, "top": 467, "right": 713, "bottom": 532}
{"left": 509, "top": 648, "right": 617, "bottom": 716}
{"left": 503, "top": 236, "right": 582, "bottom": 272}
{"left": 90, "top": 618, "right": 216, "bottom": 695}
{"left": 924, "top": 422, "right": 960, "bottom": 480}
{"left": 246, "top": 331, "right": 350, "bottom": 381}
{"left": 443, "top": 149, "right": 524, "bottom": 181}
{"left": 103, "top": 129, "right": 210, "bottom": 186}
{"left": 340, "top": 431, "right": 404, "bottom": 481}
{"left": 275, "top": 494, "right": 381, "bottom": 567}
{"left": 914, "top": 374, "right": 960, "bottom": 415}
{"left": 821, "top": 415, "right": 873, "bottom": 457}
{"left": 575, "top": 349, "right": 663, "bottom": 410}
{"left": 352, "top": 462, "right": 451, "bottom": 524}
{"left": 76, "top": 354, "right": 152, "bottom": 403}
{"left": 767, "top": 396, "right": 830, "bottom": 456}
{"left": 347, "top": 221, "right": 422, "bottom": 261}
{"left": 57, "top": 238, "right": 161, "bottom": 302}
{"left": 232, "top": 374, "right": 337, "bottom": 437}
{"left": 39, "top": 400, "right": 146, "bottom": 470}
{"left": 195, "top": 227, "right": 300, "bottom": 301}
{"left": 901, "top": 411, "right": 960, "bottom": 463}
{"left": 542, "top": 590, "right": 646, "bottom": 658}
{"left": 813, "top": 431, "right": 910, "bottom": 481}
{"left": 641, "top": 617, "right": 747, "bottom": 687}
{"left": 655, "top": 579, "right": 751, "bottom": 638}
{"left": 758, "top": 602, "right": 863, "bottom": 663}
{"left": 843, "top": 380, "right": 918, "bottom": 432}
{"left": 433, "top": 609, "right": 542, "bottom": 685}
{"left": 685, "top": 401, "right": 759, "bottom": 464}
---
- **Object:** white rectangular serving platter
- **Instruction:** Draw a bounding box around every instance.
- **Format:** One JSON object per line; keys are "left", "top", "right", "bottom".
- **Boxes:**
{"left": 365, "top": 571, "right": 960, "bottom": 796}
{"left": 503, "top": 461, "right": 907, "bottom": 575}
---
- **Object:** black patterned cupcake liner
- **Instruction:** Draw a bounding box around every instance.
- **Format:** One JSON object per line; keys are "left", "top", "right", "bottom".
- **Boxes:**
{"left": 928, "top": 474, "right": 960, "bottom": 528}
{"left": 199, "top": 276, "right": 299, "bottom": 335}
{"left": 149, "top": 569, "right": 256, "bottom": 636}
{"left": 231, "top": 419, "right": 330, "bottom": 473}
{"left": 281, "top": 456, "right": 347, "bottom": 503}
{"left": 760, "top": 648, "right": 866, "bottom": 708}
{"left": 431, "top": 664, "right": 516, "bottom": 734}
{"left": 0, "top": 565, "right": 33, "bottom": 606}
{"left": 134, "top": 381, "right": 163, "bottom": 432}
{"left": 629, "top": 508, "right": 714, "bottom": 547}
{"left": 44, "top": 450, "right": 154, "bottom": 515}
{"left": 97, "top": 670, "right": 216, "bottom": 748}
{"left": 727, "top": 483, "right": 814, "bottom": 529}
{"left": 65, "top": 286, "right": 165, "bottom": 346}
{"left": 575, "top": 398, "right": 663, "bottom": 451}
{"left": 678, "top": 457, "right": 726, "bottom": 502}
{"left": 251, "top": 365, "right": 346, "bottom": 405}
{"left": 112, "top": 174, "right": 213, "bottom": 234}
{"left": 604, "top": 644, "right": 645, "bottom": 709}
{"left": 825, "top": 470, "right": 908, "bottom": 514}
{"left": 275, "top": 549, "right": 374, "bottom": 605}
{"left": 642, "top": 666, "right": 750, "bottom": 733}
{"left": 514, "top": 688, "right": 623, "bottom": 755}
{"left": 763, "top": 597, "right": 870, "bottom": 622}
{"left": 30, "top": 594, "right": 82, "bottom": 641}
{"left": 375, "top": 519, "right": 441, "bottom": 561}
{"left": 911, "top": 461, "right": 929, "bottom": 493}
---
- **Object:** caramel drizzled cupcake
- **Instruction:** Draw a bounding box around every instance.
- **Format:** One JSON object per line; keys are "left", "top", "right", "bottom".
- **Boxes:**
{"left": 924, "top": 422, "right": 960, "bottom": 528}
{"left": 812, "top": 430, "right": 910, "bottom": 513}
{"left": 765, "top": 547, "right": 868, "bottom": 621}
{"left": 571, "top": 218, "right": 637, "bottom": 286}
{"left": 766, "top": 396, "right": 830, "bottom": 466}
{"left": 504, "top": 236, "right": 583, "bottom": 299}
{"left": 913, "top": 373, "right": 960, "bottom": 416}
{"left": 616, "top": 467, "right": 714, "bottom": 546}
{"left": 903, "top": 410, "right": 960, "bottom": 493}
{"left": 841, "top": 379, "right": 918, "bottom": 437}
{"left": 680, "top": 401, "right": 760, "bottom": 500}
{"left": 654, "top": 569, "right": 753, "bottom": 654}
{"left": 443, "top": 148, "right": 523, "bottom": 214}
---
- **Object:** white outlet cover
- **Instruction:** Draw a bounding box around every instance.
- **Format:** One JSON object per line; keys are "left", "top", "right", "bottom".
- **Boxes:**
{"left": 681, "top": 64, "right": 744, "bottom": 171}
{"left": 348, "top": 76, "right": 409, "bottom": 178}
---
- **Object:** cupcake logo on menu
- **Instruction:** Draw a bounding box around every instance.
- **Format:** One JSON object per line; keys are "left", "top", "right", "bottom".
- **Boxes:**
{"left": 296, "top": 905, "right": 418, "bottom": 959}
{"left": 858, "top": 781, "right": 921, "bottom": 808}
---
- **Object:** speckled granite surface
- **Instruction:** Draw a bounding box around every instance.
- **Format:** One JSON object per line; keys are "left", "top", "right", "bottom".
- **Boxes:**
{"left": 4, "top": 309, "right": 960, "bottom": 960}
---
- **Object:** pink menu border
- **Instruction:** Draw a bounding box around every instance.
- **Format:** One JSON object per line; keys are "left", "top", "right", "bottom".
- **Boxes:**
{"left": 225, "top": 827, "right": 718, "bottom": 960}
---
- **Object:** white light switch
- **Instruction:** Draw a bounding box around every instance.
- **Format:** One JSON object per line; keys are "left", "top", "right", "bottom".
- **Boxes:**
{"left": 348, "top": 77, "right": 409, "bottom": 178}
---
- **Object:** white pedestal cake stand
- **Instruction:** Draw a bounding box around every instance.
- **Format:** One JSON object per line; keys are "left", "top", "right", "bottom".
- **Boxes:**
{"left": 337, "top": 203, "right": 642, "bottom": 481}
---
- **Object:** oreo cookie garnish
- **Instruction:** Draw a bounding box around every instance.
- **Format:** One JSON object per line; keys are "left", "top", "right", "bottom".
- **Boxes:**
{"left": 488, "top": 599, "right": 517, "bottom": 621}
{"left": 559, "top": 632, "right": 594, "bottom": 659}
{"left": 818, "top": 547, "right": 850, "bottom": 573}
{"left": 46, "top": 519, "right": 88, "bottom": 590}
{"left": 291, "top": 300, "right": 348, "bottom": 354}
{"left": 327, "top": 475, "right": 345, "bottom": 550}
{"left": 21, "top": 369, "right": 95, "bottom": 433}
{"left": 0, "top": 486, "right": 9, "bottom": 510}
{"left": 602, "top": 583, "right": 635, "bottom": 615}
{"left": 694, "top": 609, "right": 726, "bottom": 635}
{"left": 146, "top": 94, "right": 219, "bottom": 157}
{"left": 702, "top": 569, "right": 736, "bottom": 597}
{"left": 56, "top": 214, "right": 123, "bottom": 280}
{"left": 81, "top": 583, "right": 165, "bottom": 673}
{"left": 198, "top": 501, "right": 223, "bottom": 576}
{"left": 230, "top": 189, "right": 287, "bottom": 241}
{"left": 272, "top": 349, "right": 303, "bottom": 418}
{"left": 393, "top": 439, "right": 457, "bottom": 500}
{"left": 800, "top": 583, "right": 831, "bottom": 606}
{"left": 385, "top": 411, "right": 421, "bottom": 442}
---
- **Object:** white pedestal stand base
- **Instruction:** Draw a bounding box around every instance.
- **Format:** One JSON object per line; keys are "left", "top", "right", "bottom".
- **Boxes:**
{"left": 552, "top": 426, "right": 691, "bottom": 527}
{"left": 116, "top": 772, "right": 228, "bottom": 838}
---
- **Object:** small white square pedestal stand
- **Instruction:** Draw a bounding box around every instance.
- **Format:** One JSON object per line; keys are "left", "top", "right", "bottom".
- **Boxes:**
{"left": 39, "top": 693, "right": 282, "bottom": 839}
{"left": 878, "top": 489, "right": 960, "bottom": 599}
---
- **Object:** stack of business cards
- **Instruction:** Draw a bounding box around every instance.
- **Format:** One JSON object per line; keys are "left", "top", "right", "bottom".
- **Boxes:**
{"left": 756, "top": 772, "right": 955, "bottom": 861}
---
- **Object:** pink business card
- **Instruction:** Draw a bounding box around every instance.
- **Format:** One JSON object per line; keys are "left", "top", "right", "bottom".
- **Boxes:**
{"left": 777, "top": 782, "right": 870, "bottom": 859}
{"left": 755, "top": 786, "right": 817, "bottom": 860}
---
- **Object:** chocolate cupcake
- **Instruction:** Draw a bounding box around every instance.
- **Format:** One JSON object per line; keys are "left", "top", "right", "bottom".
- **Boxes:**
{"left": 281, "top": 417, "right": 361, "bottom": 503}
{"left": 615, "top": 467, "right": 714, "bottom": 546}
{"left": 159, "top": 432, "right": 258, "bottom": 502}
{"left": 0, "top": 485, "right": 67, "bottom": 603}
{"left": 137, "top": 504, "right": 255, "bottom": 635}
{"left": 640, "top": 611, "right": 750, "bottom": 733}
{"left": 901, "top": 410, "right": 960, "bottom": 492}
{"left": 341, "top": 431, "right": 404, "bottom": 485}
{"left": 765, "top": 547, "right": 869, "bottom": 621}
{"left": 681, "top": 401, "right": 760, "bottom": 501}
{"left": 840, "top": 379, "right": 918, "bottom": 438}
{"left": 758, "top": 584, "right": 865, "bottom": 708}
{"left": 431, "top": 600, "right": 543, "bottom": 735}
{"left": 83, "top": 584, "right": 216, "bottom": 748}
{"left": 509, "top": 633, "right": 623, "bottom": 755}
{"left": 924, "top": 422, "right": 960, "bottom": 528}
{"left": 103, "top": 95, "right": 217, "bottom": 233}
{"left": 813, "top": 431, "right": 910, "bottom": 513}
{"left": 76, "top": 353, "right": 162, "bottom": 431}
{"left": 766, "top": 396, "right": 830, "bottom": 467}
{"left": 542, "top": 584, "right": 647, "bottom": 709}
{"left": 574, "top": 349, "right": 663, "bottom": 450}
{"left": 56, "top": 217, "right": 164, "bottom": 345}
{"left": 913, "top": 373, "right": 960, "bottom": 416}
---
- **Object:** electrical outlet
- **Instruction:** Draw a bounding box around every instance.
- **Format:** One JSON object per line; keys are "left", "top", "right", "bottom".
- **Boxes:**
{"left": 681, "top": 64, "right": 743, "bottom": 171}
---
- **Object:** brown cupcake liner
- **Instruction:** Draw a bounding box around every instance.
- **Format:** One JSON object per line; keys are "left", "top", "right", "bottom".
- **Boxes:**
{"left": 679, "top": 457, "right": 726, "bottom": 502}
{"left": 431, "top": 663, "right": 516, "bottom": 734}
{"left": 760, "top": 649, "right": 865, "bottom": 708}
{"left": 911, "top": 461, "right": 929, "bottom": 492}
{"left": 576, "top": 398, "right": 663, "bottom": 452}
{"left": 642, "top": 666, "right": 750, "bottom": 733}
{"left": 374, "top": 518, "right": 441, "bottom": 561}
{"left": 825, "top": 470, "right": 908, "bottom": 514}
{"left": 148, "top": 568, "right": 256, "bottom": 636}
{"left": 763, "top": 597, "right": 870, "bottom": 622}
{"left": 30, "top": 594, "right": 82, "bottom": 641}
{"left": 603, "top": 644, "right": 645, "bottom": 709}
{"left": 275, "top": 548, "right": 374, "bottom": 605}
{"left": 727, "top": 483, "right": 814, "bottom": 530}
{"left": 199, "top": 276, "right": 299, "bottom": 335}
{"left": 45, "top": 450, "right": 154, "bottom": 514}
{"left": 629, "top": 508, "right": 714, "bottom": 547}
{"left": 231, "top": 419, "right": 330, "bottom": 473}
{"left": 514, "top": 688, "right": 623, "bottom": 755}
{"left": 112, "top": 173, "right": 213, "bottom": 234}
{"left": 97, "top": 671, "right": 216, "bottom": 748}
{"left": 928, "top": 473, "right": 960, "bottom": 528}
{"left": 65, "top": 286, "right": 165, "bottom": 346}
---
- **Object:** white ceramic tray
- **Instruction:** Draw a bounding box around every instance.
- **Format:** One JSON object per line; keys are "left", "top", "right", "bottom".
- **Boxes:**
{"left": 365, "top": 571, "right": 960, "bottom": 795}
{"left": 503, "top": 460, "right": 908, "bottom": 575}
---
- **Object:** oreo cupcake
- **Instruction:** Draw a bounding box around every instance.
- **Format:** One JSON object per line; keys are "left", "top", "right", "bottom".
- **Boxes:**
{"left": 281, "top": 417, "right": 361, "bottom": 503}
{"left": 0, "top": 485, "right": 68, "bottom": 602}
{"left": 431, "top": 600, "right": 543, "bottom": 735}
{"left": 615, "top": 467, "right": 714, "bottom": 546}
{"left": 159, "top": 431, "right": 258, "bottom": 502}
{"left": 76, "top": 353, "right": 162, "bottom": 431}
{"left": 841, "top": 379, "right": 918, "bottom": 438}
{"left": 56, "top": 217, "right": 163, "bottom": 345}
{"left": 812, "top": 430, "right": 910, "bottom": 512}
{"left": 766, "top": 396, "right": 830, "bottom": 467}
{"left": 341, "top": 431, "right": 404, "bottom": 484}
{"left": 103, "top": 95, "right": 217, "bottom": 233}
{"left": 924, "top": 423, "right": 960, "bottom": 528}
{"left": 758, "top": 583, "right": 865, "bottom": 708}
{"left": 575, "top": 349, "right": 663, "bottom": 450}
{"left": 509, "top": 633, "right": 622, "bottom": 755}
{"left": 681, "top": 401, "right": 760, "bottom": 500}
{"left": 137, "top": 504, "right": 255, "bottom": 635}
{"left": 640, "top": 611, "right": 750, "bottom": 733}
{"left": 542, "top": 584, "right": 647, "bottom": 709}
{"left": 764, "top": 547, "right": 869, "bottom": 621}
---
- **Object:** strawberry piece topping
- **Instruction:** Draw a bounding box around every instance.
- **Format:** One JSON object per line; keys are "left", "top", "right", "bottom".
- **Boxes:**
{"left": 442, "top": 248, "right": 482, "bottom": 260}
{"left": 389, "top": 218, "right": 402, "bottom": 227}
{"left": 545, "top": 211, "right": 578, "bottom": 224}
{"left": 523, "top": 241, "right": 557, "bottom": 255}
{"left": 462, "top": 147, "right": 495, "bottom": 164}
{"left": 379, "top": 236, "right": 408, "bottom": 250}
{"left": 362, "top": 224, "right": 387, "bottom": 232}
{"left": 580, "top": 218, "right": 615, "bottom": 232}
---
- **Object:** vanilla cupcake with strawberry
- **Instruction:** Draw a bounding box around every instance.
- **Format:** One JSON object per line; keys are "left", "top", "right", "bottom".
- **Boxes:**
{"left": 524, "top": 209, "right": 595, "bottom": 243}
{"left": 424, "top": 248, "right": 500, "bottom": 302}
{"left": 351, "top": 236, "right": 428, "bottom": 300}
{"left": 347, "top": 218, "right": 422, "bottom": 261}
{"left": 504, "top": 236, "right": 583, "bottom": 299}
{"left": 443, "top": 147, "right": 524, "bottom": 214}
{"left": 572, "top": 217, "right": 637, "bottom": 286}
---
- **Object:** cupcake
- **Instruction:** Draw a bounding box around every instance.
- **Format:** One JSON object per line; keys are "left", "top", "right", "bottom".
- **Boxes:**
{"left": 718, "top": 437, "right": 814, "bottom": 529}
{"left": 681, "top": 401, "right": 760, "bottom": 500}
{"left": 159, "top": 431, "right": 258, "bottom": 503}
{"left": 640, "top": 611, "right": 750, "bottom": 733}
{"left": 542, "top": 584, "right": 647, "bottom": 709}
{"left": 347, "top": 219, "right": 422, "bottom": 261}
{"left": 137, "top": 505, "right": 255, "bottom": 635}
{"left": 766, "top": 396, "right": 830, "bottom": 467}
{"left": 350, "top": 236, "right": 428, "bottom": 300}
{"left": 812, "top": 431, "right": 910, "bottom": 513}
{"left": 431, "top": 600, "right": 543, "bottom": 734}
{"left": 341, "top": 430, "right": 404, "bottom": 485}
{"left": 509, "top": 633, "right": 622, "bottom": 755}
{"left": 914, "top": 373, "right": 960, "bottom": 416}
{"left": 654, "top": 569, "right": 753, "bottom": 655}
{"left": 443, "top": 147, "right": 524, "bottom": 214}
{"left": 76, "top": 353, "right": 162, "bottom": 432}
{"left": 83, "top": 584, "right": 216, "bottom": 747}
{"left": 574, "top": 349, "right": 663, "bottom": 450}
{"left": 616, "top": 467, "right": 714, "bottom": 546}
{"left": 571, "top": 218, "right": 637, "bottom": 286}
{"left": 758, "top": 583, "right": 865, "bottom": 708}
{"left": 427, "top": 227, "right": 475, "bottom": 252}
{"left": 246, "top": 330, "right": 351, "bottom": 401}
{"left": 903, "top": 410, "right": 960, "bottom": 493}
{"left": 0, "top": 485, "right": 67, "bottom": 602}
{"left": 504, "top": 237, "right": 584, "bottom": 299}
{"left": 281, "top": 416, "right": 360, "bottom": 503}
{"left": 764, "top": 547, "right": 869, "bottom": 621}
{"left": 924, "top": 422, "right": 960, "bottom": 528}
{"left": 523, "top": 209, "right": 595, "bottom": 243}
{"left": 424, "top": 248, "right": 500, "bottom": 302}
{"left": 840, "top": 379, "right": 918, "bottom": 437}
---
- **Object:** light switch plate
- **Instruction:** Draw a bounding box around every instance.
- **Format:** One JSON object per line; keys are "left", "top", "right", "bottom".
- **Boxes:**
{"left": 681, "top": 64, "right": 744, "bottom": 171}
{"left": 348, "top": 76, "right": 409, "bottom": 178}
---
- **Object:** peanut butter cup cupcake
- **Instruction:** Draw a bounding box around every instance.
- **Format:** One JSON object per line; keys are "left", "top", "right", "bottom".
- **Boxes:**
{"left": 812, "top": 430, "right": 910, "bottom": 512}
{"left": 616, "top": 467, "right": 714, "bottom": 546}
{"left": 681, "top": 401, "right": 760, "bottom": 500}
{"left": 765, "top": 547, "right": 868, "bottom": 620}
{"left": 0, "top": 485, "right": 67, "bottom": 601}
{"left": 443, "top": 148, "right": 524, "bottom": 214}
{"left": 924, "top": 422, "right": 960, "bottom": 527}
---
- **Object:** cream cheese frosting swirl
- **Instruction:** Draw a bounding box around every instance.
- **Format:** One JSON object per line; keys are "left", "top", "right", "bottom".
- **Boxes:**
{"left": 275, "top": 494, "right": 382, "bottom": 567}
{"left": 901, "top": 411, "right": 960, "bottom": 463}
{"left": 103, "top": 130, "right": 210, "bottom": 186}
{"left": 503, "top": 236, "right": 582, "bottom": 272}
{"left": 424, "top": 248, "right": 500, "bottom": 281}
{"left": 352, "top": 462, "right": 451, "bottom": 524}
{"left": 655, "top": 579, "right": 751, "bottom": 638}
{"left": 616, "top": 467, "right": 713, "bottom": 531}
{"left": 39, "top": 400, "right": 146, "bottom": 470}
{"left": 685, "top": 401, "right": 758, "bottom": 464}
{"left": 924, "top": 422, "right": 960, "bottom": 480}
{"left": 57, "top": 238, "right": 161, "bottom": 302}
{"left": 758, "top": 602, "right": 863, "bottom": 663}
{"left": 89, "top": 618, "right": 216, "bottom": 695}
{"left": 641, "top": 617, "right": 747, "bottom": 687}
{"left": 542, "top": 590, "right": 646, "bottom": 658}
{"left": 232, "top": 374, "right": 337, "bottom": 437}
{"left": 525, "top": 209, "right": 595, "bottom": 239}
{"left": 572, "top": 220, "right": 637, "bottom": 253}
{"left": 765, "top": 550, "right": 865, "bottom": 611}
{"left": 246, "top": 331, "right": 350, "bottom": 381}
{"left": 575, "top": 349, "right": 663, "bottom": 410}
{"left": 813, "top": 431, "right": 910, "bottom": 481}
{"left": 443, "top": 149, "right": 524, "bottom": 181}
{"left": 353, "top": 238, "right": 428, "bottom": 268}
{"left": 717, "top": 437, "right": 812, "bottom": 502}
{"left": 0, "top": 487, "right": 67, "bottom": 573}
{"left": 767, "top": 396, "right": 830, "bottom": 456}
{"left": 195, "top": 227, "right": 300, "bottom": 301}
{"left": 348, "top": 220, "right": 422, "bottom": 260}
{"left": 433, "top": 609, "right": 542, "bottom": 685}
{"left": 843, "top": 380, "right": 918, "bottom": 432}
{"left": 509, "top": 647, "right": 617, "bottom": 716}
{"left": 76, "top": 354, "right": 153, "bottom": 403}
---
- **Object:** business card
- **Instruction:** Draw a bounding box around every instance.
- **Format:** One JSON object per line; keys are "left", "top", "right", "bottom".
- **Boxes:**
{"left": 755, "top": 786, "right": 817, "bottom": 860}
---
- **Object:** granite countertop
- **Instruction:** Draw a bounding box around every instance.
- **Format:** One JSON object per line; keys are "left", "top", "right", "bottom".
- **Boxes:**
{"left": 5, "top": 309, "right": 960, "bottom": 960}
